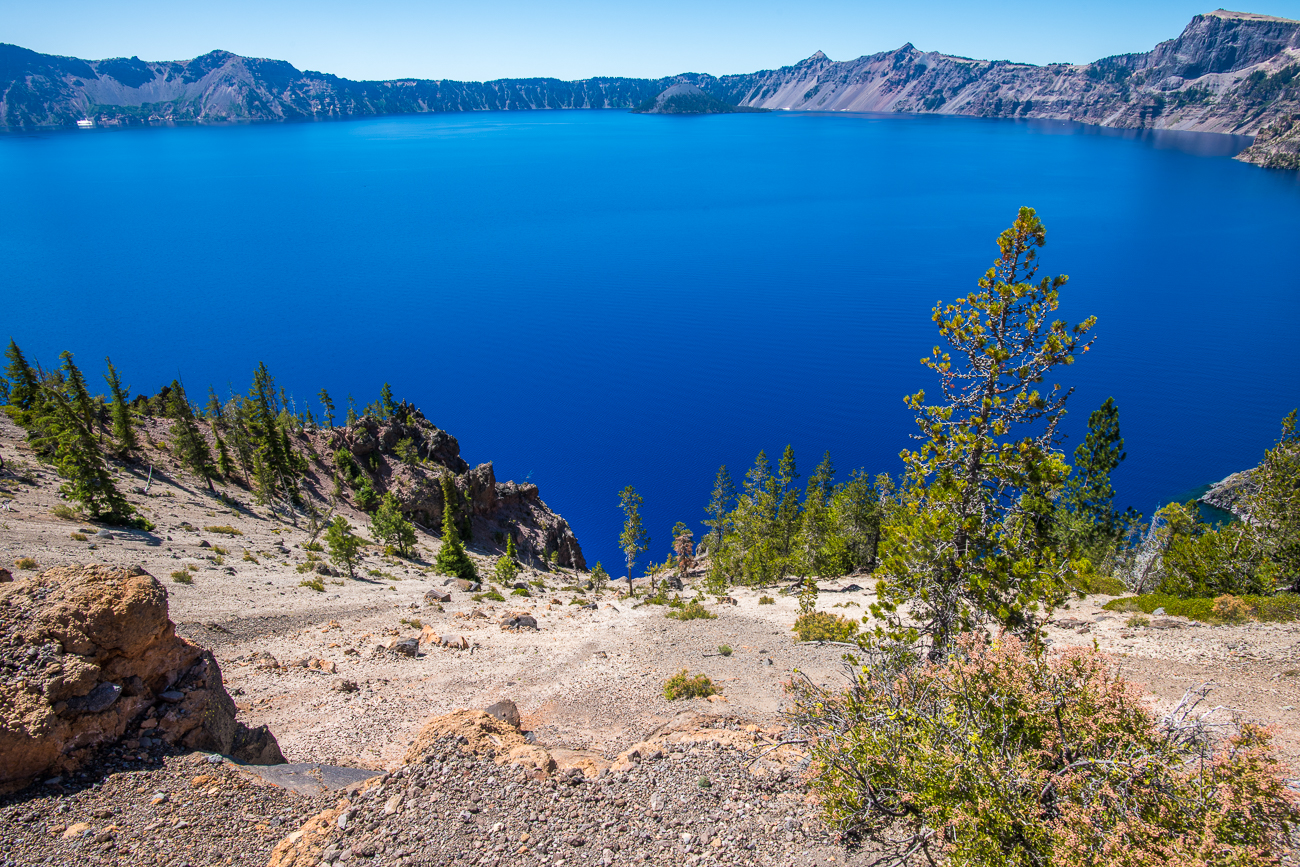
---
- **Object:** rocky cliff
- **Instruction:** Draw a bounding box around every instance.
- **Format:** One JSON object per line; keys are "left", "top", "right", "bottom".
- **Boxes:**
{"left": 315, "top": 404, "right": 586, "bottom": 570}
{"left": 1236, "top": 112, "right": 1300, "bottom": 166}
{"left": 2, "top": 10, "right": 1297, "bottom": 142}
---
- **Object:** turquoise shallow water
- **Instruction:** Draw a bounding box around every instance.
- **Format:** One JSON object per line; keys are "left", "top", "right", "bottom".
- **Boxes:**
{"left": 1, "top": 110, "right": 1297, "bottom": 569}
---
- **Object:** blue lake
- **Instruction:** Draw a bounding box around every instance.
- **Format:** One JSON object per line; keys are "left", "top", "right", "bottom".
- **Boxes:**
{"left": 2, "top": 110, "right": 1297, "bottom": 571}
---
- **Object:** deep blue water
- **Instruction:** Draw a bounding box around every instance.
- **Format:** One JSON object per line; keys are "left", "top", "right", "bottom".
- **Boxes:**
{"left": 2, "top": 110, "right": 1297, "bottom": 572}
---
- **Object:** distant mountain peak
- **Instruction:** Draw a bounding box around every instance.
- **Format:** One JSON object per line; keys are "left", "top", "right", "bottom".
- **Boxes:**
{"left": 799, "top": 51, "right": 829, "bottom": 65}
{"left": 1207, "top": 8, "right": 1300, "bottom": 23}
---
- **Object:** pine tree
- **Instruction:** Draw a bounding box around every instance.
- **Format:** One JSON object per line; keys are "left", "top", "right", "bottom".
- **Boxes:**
{"left": 494, "top": 533, "right": 521, "bottom": 584}
{"left": 703, "top": 465, "right": 735, "bottom": 549}
{"left": 248, "top": 362, "right": 293, "bottom": 505}
{"left": 318, "top": 389, "right": 335, "bottom": 428}
{"left": 4, "top": 339, "right": 45, "bottom": 430}
{"left": 373, "top": 492, "right": 418, "bottom": 557}
{"left": 1063, "top": 397, "right": 1137, "bottom": 546}
{"left": 796, "top": 451, "right": 837, "bottom": 576}
{"left": 346, "top": 394, "right": 358, "bottom": 426}
{"left": 205, "top": 386, "right": 225, "bottom": 422}
{"left": 213, "top": 426, "right": 235, "bottom": 479}
{"left": 379, "top": 383, "right": 397, "bottom": 419}
{"left": 104, "top": 357, "right": 138, "bottom": 456}
{"left": 434, "top": 472, "right": 477, "bottom": 580}
{"left": 46, "top": 354, "right": 133, "bottom": 523}
{"left": 1253, "top": 410, "right": 1300, "bottom": 588}
{"left": 873, "top": 207, "right": 1096, "bottom": 659}
{"left": 325, "top": 515, "right": 363, "bottom": 579}
{"left": 225, "top": 395, "right": 256, "bottom": 487}
{"left": 58, "top": 352, "right": 97, "bottom": 439}
{"left": 166, "top": 380, "right": 217, "bottom": 491}
{"left": 774, "top": 445, "right": 802, "bottom": 562}
{"left": 618, "top": 485, "right": 649, "bottom": 593}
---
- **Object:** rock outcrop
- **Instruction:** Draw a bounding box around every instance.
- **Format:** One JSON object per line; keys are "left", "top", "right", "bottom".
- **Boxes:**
{"left": 1237, "top": 113, "right": 1300, "bottom": 167}
{"left": 0, "top": 564, "right": 284, "bottom": 793}
{"left": 1199, "top": 468, "right": 1258, "bottom": 519}
{"left": 318, "top": 404, "right": 586, "bottom": 569}
{"left": 631, "top": 81, "right": 766, "bottom": 114}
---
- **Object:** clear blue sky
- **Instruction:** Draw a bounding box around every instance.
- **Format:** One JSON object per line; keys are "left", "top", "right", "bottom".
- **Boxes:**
{"left": 4, "top": 1, "right": 1299, "bottom": 81}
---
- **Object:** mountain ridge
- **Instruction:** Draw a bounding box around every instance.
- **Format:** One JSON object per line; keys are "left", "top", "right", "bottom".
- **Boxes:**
{"left": 2, "top": 10, "right": 1297, "bottom": 144}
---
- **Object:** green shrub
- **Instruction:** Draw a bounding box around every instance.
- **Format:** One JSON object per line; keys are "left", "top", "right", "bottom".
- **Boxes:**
{"left": 170, "top": 570, "right": 193, "bottom": 584}
{"left": 717, "top": 644, "right": 733, "bottom": 656}
{"left": 70, "top": 532, "right": 88, "bottom": 541}
{"left": 666, "top": 600, "right": 716, "bottom": 621}
{"left": 793, "top": 610, "right": 859, "bottom": 642}
{"left": 400, "top": 617, "right": 423, "bottom": 629}
{"left": 663, "top": 670, "right": 719, "bottom": 700}
{"left": 1102, "top": 592, "right": 1300, "bottom": 624}
{"left": 1066, "top": 570, "right": 1128, "bottom": 596}
{"left": 1126, "top": 613, "right": 1150, "bottom": 628}
{"left": 510, "top": 587, "right": 530, "bottom": 597}
{"left": 50, "top": 503, "right": 78, "bottom": 520}
{"left": 212, "top": 545, "right": 228, "bottom": 555}
{"left": 474, "top": 590, "right": 506, "bottom": 603}
{"left": 204, "top": 525, "right": 242, "bottom": 536}
{"left": 758, "top": 595, "right": 775, "bottom": 605}
{"left": 788, "top": 633, "right": 1300, "bottom": 866}
{"left": 14, "top": 557, "right": 37, "bottom": 570}
{"left": 303, "top": 541, "right": 323, "bottom": 553}
{"left": 242, "top": 550, "right": 258, "bottom": 563}
{"left": 298, "top": 577, "right": 324, "bottom": 592}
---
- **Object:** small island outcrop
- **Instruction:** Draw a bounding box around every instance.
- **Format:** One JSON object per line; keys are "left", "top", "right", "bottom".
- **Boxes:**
{"left": 631, "top": 81, "right": 767, "bottom": 115}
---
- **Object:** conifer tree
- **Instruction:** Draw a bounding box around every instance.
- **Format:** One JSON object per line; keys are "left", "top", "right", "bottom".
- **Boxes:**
{"left": 318, "top": 389, "right": 335, "bottom": 428}
{"left": 4, "top": 339, "right": 45, "bottom": 430}
{"left": 494, "top": 533, "right": 521, "bottom": 584}
{"left": 1252, "top": 410, "right": 1300, "bottom": 587}
{"left": 703, "top": 465, "right": 735, "bottom": 550}
{"left": 774, "top": 445, "right": 802, "bottom": 561}
{"left": 325, "top": 515, "right": 363, "bottom": 578}
{"left": 225, "top": 395, "right": 256, "bottom": 487}
{"left": 248, "top": 362, "right": 294, "bottom": 505}
{"left": 1063, "top": 397, "right": 1137, "bottom": 547}
{"left": 213, "top": 426, "right": 235, "bottom": 480}
{"left": 58, "top": 352, "right": 97, "bottom": 438}
{"left": 434, "top": 472, "right": 477, "bottom": 580}
{"left": 166, "top": 380, "right": 217, "bottom": 491}
{"left": 618, "top": 485, "right": 650, "bottom": 593}
{"left": 373, "top": 492, "right": 417, "bottom": 557}
{"left": 104, "top": 357, "right": 138, "bottom": 456}
{"left": 872, "top": 207, "right": 1096, "bottom": 659}
{"left": 346, "top": 394, "right": 358, "bottom": 426}
{"left": 46, "top": 353, "right": 133, "bottom": 523}
{"left": 379, "top": 383, "right": 396, "bottom": 419}
{"left": 205, "top": 386, "right": 225, "bottom": 422}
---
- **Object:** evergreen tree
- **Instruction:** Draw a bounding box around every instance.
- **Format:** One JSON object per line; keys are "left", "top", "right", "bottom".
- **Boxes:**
{"left": 590, "top": 561, "right": 610, "bottom": 593}
{"left": 494, "top": 533, "right": 521, "bottom": 584}
{"left": 774, "top": 445, "right": 802, "bottom": 562}
{"left": 318, "top": 389, "right": 335, "bottom": 428}
{"left": 1063, "top": 397, "right": 1137, "bottom": 547}
{"left": 728, "top": 451, "right": 782, "bottom": 585}
{"left": 796, "top": 451, "right": 837, "bottom": 576}
{"left": 104, "top": 357, "right": 138, "bottom": 456}
{"left": 703, "top": 465, "right": 735, "bottom": 549}
{"left": 166, "top": 380, "right": 217, "bottom": 491}
{"left": 373, "top": 492, "right": 418, "bottom": 558}
{"left": 4, "top": 339, "right": 45, "bottom": 430}
{"left": 346, "top": 394, "right": 358, "bottom": 426}
{"left": 826, "top": 470, "right": 884, "bottom": 575}
{"left": 58, "top": 352, "right": 96, "bottom": 438}
{"left": 248, "top": 362, "right": 294, "bottom": 505}
{"left": 1252, "top": 410, "right": 1300, "bottom": 587}
{"left": 46, "top": 354, "right": 133, "bottom": 523}
{"left": 213, "top": 426, "right": 235, "bottom": 479}
{"left": 672, "top": 522, "right": 695, "bottom": 580}
{"left": 205, "top": 386, "right": 225, "bottom": 422}
{"left": 434, "top": 472, "right": 477, "bottom": 580}
{"left": 873, "top": 207, "right": 1095, "bottom": 659}
{"left": 618, "top": 485, "right": 650, "bottom": 593}
{"left": 379, "top": 383, "right": 396, "bottom": 419}
{"left": 225, "top": 395, "right": 256, "bottom": 487}
{"left": 325, "top": 515, "right": 363, "bottom": 578}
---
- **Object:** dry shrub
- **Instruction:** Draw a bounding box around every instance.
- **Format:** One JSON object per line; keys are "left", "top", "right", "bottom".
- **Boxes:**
{"left": 788, "top": 633, "right": 1299, "bottom": 866}
{"left": 1212, "top": 594, "right": 1252, "bottom": 624}
{"left": 663, "top": 670, "right": 718, "bottom": 700}
{"left": 170, "top": 570, "right": 192, "bottom": 584}
{"left": 793, "top": 610, "right": 859, "bottom": 642}
{"left": 14, "top": 557, "right": 37, "bottom": 570}
{"left": 204, "top": 524, "right": 242, "bottom": 536}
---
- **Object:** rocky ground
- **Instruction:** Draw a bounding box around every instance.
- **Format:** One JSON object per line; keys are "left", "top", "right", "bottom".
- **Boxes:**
{"left": 6, "top": 409, "right": 1300, "bottom": 865}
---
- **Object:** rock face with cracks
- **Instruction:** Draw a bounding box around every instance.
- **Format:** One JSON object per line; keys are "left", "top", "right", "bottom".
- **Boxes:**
{"left": 0, "top": 563, "right": 283, "bottom": 792}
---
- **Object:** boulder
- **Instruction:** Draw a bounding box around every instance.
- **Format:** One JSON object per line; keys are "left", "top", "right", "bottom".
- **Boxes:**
{"left": 0, "top": 564, "right": 285, "bottom": 793}
{"left": 485, "top": 699, "right": 521, "bottom": 729}
{"left": 0, "top": 568, "right": 12, "bottom": 583}
{"left": 424, "top": 589, "right": 452, "bottom": 605}
{"left": 404, "top": 709, "right": 554, "bottom": 773}
{"left": 501, "top": 614, "right": 538, "bottom": 631}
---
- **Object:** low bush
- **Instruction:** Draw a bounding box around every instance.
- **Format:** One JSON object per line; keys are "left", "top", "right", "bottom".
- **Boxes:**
{"left": 788, "top": 633, "right": 1300, "bottom": 866}
{"left": 212, "top": 545, "right": 228, "bottom": 555}
{"left": 793, "top": 611, "right": 859, "bottom": 642}
{"left": 400, "top": 617, "right": 423, "bottom": 629}
{"left": 204, "top": 525, "right": 242, "bottom": 536}
{"left": 1102, "top": 592, "right": 1300, "bottom": 624}
{"left": 303, "top": 541, "right": 323, "bottom": 553}
{"left": 1212, "top": 593, "right": 1252, "bottom": 623}
{"left": 50, "top": 503, "right": 78, "bottom": 521}
{"left": 666, "top": 600, "right": 716, "bottom": 621}
{"left": 663, "top": 670, "right": 719, "bottom": 700}
{"left": 14, "top": 557, "right": 37, "bottom": 570}
{"left": 1066, "top": 571, "right": 1128, "bottom": 596}
{"left": 474, "top": 589, "right": 506, "bottom": 603}
{"left": 70, "top": 532, "right": 88, "bottom": 541}
{"left": 170, "top": 570, "right": 193, "bottom": 584}
{"left": 717, "top": 644, "right": 733, "bottom": 656}
{"left": 511, "top": 587, "right": 530, "bottom": 597}
{"left": 298, "top": 577, "right": 325, "bottom": 592}
{"left": 758, "top": 595, "right": 775, "bottom": 605}
{"left": 1127, "top": 613, "right": 1150, "bottom": 627}
{"left": 242, "top": 550, "right": 258, "bottom": 563}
